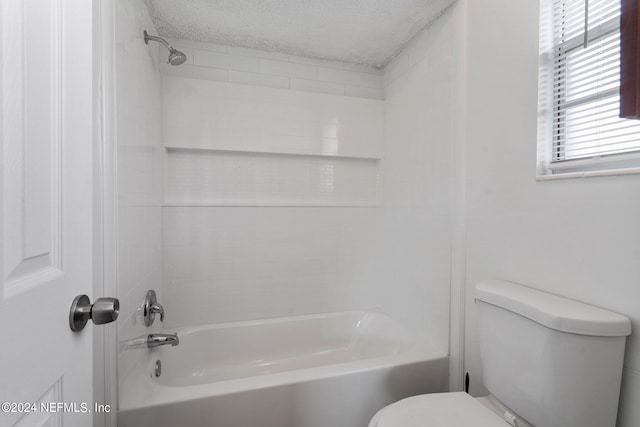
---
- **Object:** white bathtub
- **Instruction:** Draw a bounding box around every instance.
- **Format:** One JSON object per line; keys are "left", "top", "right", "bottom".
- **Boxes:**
{"left": 118, "top": 311, "right": 448, "bottom": 427}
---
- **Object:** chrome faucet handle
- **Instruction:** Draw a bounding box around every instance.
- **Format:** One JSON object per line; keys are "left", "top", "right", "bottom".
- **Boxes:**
{"left": 143, "top": 290, "right": 165, "bottom": 327}
{"left": 150, "top": 302, "right": 164, "bottom": 322}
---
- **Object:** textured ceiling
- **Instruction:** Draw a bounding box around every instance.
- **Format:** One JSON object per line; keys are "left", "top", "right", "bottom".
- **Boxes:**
{"left": 144, "top": 0, "right": 456, "bottom": 66}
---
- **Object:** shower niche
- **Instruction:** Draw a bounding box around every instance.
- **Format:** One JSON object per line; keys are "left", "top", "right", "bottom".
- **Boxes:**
{"left": 162, "top": 76, "right": 384, "bottom": 207}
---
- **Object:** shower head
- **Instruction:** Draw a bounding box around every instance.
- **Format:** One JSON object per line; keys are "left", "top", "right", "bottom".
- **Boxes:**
{"left": 144, "top": 30, "right": 187, "bottom": 66}
{"left": 168, "top": 48, "right": 187, "bottom": 66}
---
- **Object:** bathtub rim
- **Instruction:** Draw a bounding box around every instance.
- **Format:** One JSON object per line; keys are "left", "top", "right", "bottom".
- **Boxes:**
{"left": 118, "top": 309, "right": 448, "bottom": 412}
{"left": 153, "top": 309, "right": 418, "bottom": 387}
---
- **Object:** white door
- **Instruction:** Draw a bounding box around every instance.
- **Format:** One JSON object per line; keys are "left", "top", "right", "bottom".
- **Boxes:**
{"left": 0, "top": 0, "right": 100, "bottom": 426}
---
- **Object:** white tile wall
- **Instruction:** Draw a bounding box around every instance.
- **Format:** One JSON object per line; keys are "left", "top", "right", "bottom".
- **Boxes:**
{"left": 227, "top": 46, "right": 290, "bottom": 61}
{"left": 228, "top": 70, "right": 289, "bottom": 89}
{"left": 289, "top": 55, "right": 349, "bottom": 70}
{"left": 259, "top": 58, "right": 317, "bottom": 80}
{"left": 159, "top": 48, "right": 393, "bottom": 327}
{"left": 290, "top": 78, "right": 345, "bottom": 96}
{"left": 161, "top": 62, "right": 228, "bottom": 83}
{"left": 375, "top": 8, "right": 456, "bottom": 349}
{"left": 345, "top": 85, "right": 384, "bottom": 100}
{"left": 161, "top": 38, "right": 384, "bottom": 99}
{"left": 165, "top": 149, "right": 382, "bottom": 206}
{"left": 114, "top": 0, "right": 163, "bottom": 408}
{"left": 162, "top": 207, "right": 383, "bottom": 327}
{"left": 194, "top": 49, "right": 260, "bottom": 73}
{"left": 382, "top": 14, "right": 454, "bottom": 89}
{"left": 162, "top": 77, "right": 384, "bottom": 159}
{"left": 382, "top": 51, "right": 410, "bottom": 88}
{"left": 317, "top": 67, "right": 371, "bottom": 87}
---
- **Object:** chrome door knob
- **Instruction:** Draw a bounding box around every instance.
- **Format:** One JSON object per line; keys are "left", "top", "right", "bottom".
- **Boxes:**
{"left": 69, "top": 295, "right": 120, "bottom": 332}
{"left": 91, "top": 297, "right": 120, "bottom": 325}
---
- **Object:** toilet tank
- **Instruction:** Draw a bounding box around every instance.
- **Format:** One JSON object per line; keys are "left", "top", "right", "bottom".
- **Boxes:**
{"left": 475, "top": 280, "right": 631, "bottom": 427}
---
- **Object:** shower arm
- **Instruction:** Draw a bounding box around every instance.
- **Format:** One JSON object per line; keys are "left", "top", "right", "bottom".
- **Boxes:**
{"left": 144, "top": 30, "right": 175, "bottom": 51}
{"left": 143, "top": 30, "right": 187, "bottom": 66}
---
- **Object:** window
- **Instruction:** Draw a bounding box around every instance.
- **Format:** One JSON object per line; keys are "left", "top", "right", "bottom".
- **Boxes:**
{"left": 538, "top": 0, "right": 640, "bottom": 177}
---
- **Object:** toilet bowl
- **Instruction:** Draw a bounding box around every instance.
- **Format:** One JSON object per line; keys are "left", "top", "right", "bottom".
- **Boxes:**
{"left": 368, "top": 280, "right": 631, "bottom": 427}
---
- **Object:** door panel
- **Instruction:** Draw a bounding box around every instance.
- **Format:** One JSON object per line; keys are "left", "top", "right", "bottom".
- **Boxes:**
{"left": 3, "top": 0, "right": 62, "bottom": 297}
{"left": 0, "top": 0, "right": 95, "bottom": 426}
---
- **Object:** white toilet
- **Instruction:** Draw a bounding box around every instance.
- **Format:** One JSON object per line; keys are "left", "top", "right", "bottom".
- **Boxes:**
{"left": 369, "top": 280, "right": 631, "bottom": 427}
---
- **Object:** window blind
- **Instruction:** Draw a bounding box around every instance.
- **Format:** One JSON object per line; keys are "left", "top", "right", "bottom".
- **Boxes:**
{"left": 544, "top": 0, "right": 640, "bottom": 171}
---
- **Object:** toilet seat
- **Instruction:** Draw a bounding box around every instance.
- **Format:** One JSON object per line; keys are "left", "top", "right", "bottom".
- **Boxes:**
{"left": 369, "top": 392, "right": 507, "bottom": 427}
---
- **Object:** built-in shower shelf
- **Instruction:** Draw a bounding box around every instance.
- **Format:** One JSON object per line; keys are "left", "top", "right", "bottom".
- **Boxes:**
{"left": 164, "top": 145, "right": 383, "bottom": 160}
{"left": 163, "top": 145, "right": 383, "bottom": 207}
{"left": 162, "top": 202, "right": 383, "bottom": 207}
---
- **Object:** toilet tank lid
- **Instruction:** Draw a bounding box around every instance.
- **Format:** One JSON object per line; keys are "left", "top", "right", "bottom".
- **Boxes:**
{"left": 475, "top": 280, "right": 631, "bottom": 337}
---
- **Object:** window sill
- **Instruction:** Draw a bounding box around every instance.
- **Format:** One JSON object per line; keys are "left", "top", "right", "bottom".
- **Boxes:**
{"left": 536, "top": 166, "right": 640, "bottom": 180}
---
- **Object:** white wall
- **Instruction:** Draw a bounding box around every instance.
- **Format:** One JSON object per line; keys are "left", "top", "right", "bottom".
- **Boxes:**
{"left": 114, "top": 0, "right": 163, "bottom": 408}
{"left": 460, "top": 1, "right": 640, "bottom": 425}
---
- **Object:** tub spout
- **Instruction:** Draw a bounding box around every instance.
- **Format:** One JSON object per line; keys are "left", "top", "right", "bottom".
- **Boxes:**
{"left": 147, "top": 333, "right": 179, "bottom": 348}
